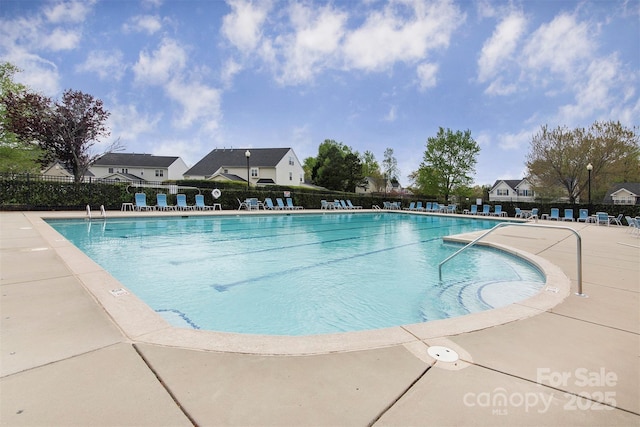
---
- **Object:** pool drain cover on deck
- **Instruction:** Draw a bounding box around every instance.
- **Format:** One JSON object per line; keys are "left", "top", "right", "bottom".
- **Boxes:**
{"left": 427, "top": 346, "right": 459, "bottom": 362}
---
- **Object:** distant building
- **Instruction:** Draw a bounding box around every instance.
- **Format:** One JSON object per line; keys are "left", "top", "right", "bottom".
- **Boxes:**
{"left": 41, "top": 161, "right": 94, "bottom": 182}
{"left": 488, "top": 178, "right": 535, "bottom": 202}
{"left": 184, "top": 148, "right": 304, "bottom": 187}
{"left": 90, "top": 153, "right": 188, "bottom": 182}
{"left": 603, "top": 183, "right": 640, "bottom": 205}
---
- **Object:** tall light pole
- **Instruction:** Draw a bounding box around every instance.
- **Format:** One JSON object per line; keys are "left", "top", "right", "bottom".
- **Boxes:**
{"left": 245, "top": 150, "right": 251, "bottom": 190}
{"left": 586, "top": 163, "right": 593, "bottom": 206}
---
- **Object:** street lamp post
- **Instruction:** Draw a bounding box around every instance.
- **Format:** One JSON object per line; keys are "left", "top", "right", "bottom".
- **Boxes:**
{"left": 245, "top": 150, "right": 251, "bottom": 190}
{"left": 586, "top": 163, "right": 593, "bottom": 206}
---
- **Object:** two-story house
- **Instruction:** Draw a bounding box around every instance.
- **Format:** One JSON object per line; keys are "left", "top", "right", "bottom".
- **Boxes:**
{"left": 488, "top": 178, "right": 535, "bottom": 202}
{"left": 183, "top": 148, "right": 304, "bottom": 186}
{"left": 90, "top": 153, "right": 189, "bottom": 182}
{"left": 603, "top": 183, "right": 640, "bottom": 205}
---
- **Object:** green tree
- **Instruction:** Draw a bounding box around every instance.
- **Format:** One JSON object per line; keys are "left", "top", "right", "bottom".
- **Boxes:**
{"left": 382, "top": 148, "right": 399, "bottom": 190}
{"left": 3, "top": 88, "right": 120, "bottom": 183}
{"left": 526, "top": 121, "right": 639, "bottom": 203}
{"left": 414, "top": 127, "right": 480, "bottom": 202}
{"left": 0, "top": 62, "right": 44, "bottom": 173}
{"left": 302, "top": 156, "right": 316, "bottom": 182}
{"left": 310, "top": 139, "right": 364, "bottom": 192}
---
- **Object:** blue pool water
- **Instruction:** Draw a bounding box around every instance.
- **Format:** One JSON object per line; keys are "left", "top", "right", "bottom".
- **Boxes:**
{"left": 47, "top": 213, "right": 545, "bottom": 335}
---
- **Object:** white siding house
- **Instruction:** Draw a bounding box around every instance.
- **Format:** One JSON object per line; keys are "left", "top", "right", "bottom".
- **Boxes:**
{"left": 184, "top": 148, "right": 305, "bottom": 187}
{"left": 604, "top": 183, "right": 640, "bottom": 205}
{"left": 90, "top": 153, "right": 188, "bottom": 182}
{"left": 488, "top": 179, "right": 535, "bottom": 202}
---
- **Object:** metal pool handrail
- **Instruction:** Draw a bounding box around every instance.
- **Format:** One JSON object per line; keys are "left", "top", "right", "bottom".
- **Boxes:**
{"left": 438, "top": 223, "right": 586, "bottom": 297}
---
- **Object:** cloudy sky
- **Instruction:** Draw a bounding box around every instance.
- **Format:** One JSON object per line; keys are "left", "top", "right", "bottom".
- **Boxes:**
{"left": 1, "top": 0, "right": 638, "bottom": 186}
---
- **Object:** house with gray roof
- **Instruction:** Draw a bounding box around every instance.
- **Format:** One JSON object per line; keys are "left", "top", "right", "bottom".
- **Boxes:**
{"left": 184, "top": 147, "right": 305, "bottom": 186}
{"left": 90, "top": 153, "right": 188, "bottom": 182}
{"left": 488, "top": 178, "right": 535, "bottom": 202}
{"left": 603, "top": 183, "right": 640, "bottom": 205}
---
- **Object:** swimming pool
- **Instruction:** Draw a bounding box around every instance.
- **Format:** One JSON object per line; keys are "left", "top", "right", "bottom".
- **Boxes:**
{"left": 47, "top": 212, "right": 545, "bottom": 336}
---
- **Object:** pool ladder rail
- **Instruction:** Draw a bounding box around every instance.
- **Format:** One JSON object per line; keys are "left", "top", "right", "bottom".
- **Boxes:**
{"left": 86, "top": 204, "right": 107, "bottom": 220}
{"left": 438, "top": 222, "right": 586, "bottom": 298}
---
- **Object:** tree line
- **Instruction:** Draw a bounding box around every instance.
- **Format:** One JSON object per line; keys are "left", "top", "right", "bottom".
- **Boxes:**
{"left": 2, "top": 60, "right": 638, "bottom": 203}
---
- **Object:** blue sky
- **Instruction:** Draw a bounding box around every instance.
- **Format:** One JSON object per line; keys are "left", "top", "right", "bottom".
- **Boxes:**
{"left": 1, "top": 0, "right": 638, "bottom": 186}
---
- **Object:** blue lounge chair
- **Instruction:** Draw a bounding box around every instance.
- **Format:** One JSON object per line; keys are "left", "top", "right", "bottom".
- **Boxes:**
{"left": 595, "top": 212, "right": 609, "bottom": 226}
{"left": 404, "top": 202, "right": 415, "bottom": 211}
{"left": 576, "top": 209, "right": 589, "bottom": 222}
{"left": 287, "top": 198, "right": 303, "bottom": 209}
{"left": 425, "top": 202, "right": 432, "bottom": 212}
{"left": 320, "top": 200, "right": 331, "bottom": 209}
{"left": 276, "top": 198, "right": 287, "bottom": 209}
{"left": 611, "top": 214, "right": 623, "bottom": 226}
{"left": 528, "top": 208, "right": 539, "bottom": 220}
{"left": 134, "top": 193, "right": 154, "bottom": 211}
{"left": 514, "top": 207, "right": 522, "bottom": 218}
{"left": 264, "top": 198, "right": 276, "bottom": 210}
{"left": 156, "top": 194, "right": 175, "bottom": 211}
{"left": 491, "top": 205, "right": 503, "bottom": 216}
{"left": 347, "top": 200, "right": 362, "bottom": 209}
{"left": 481, "top": 205, "right": 490, "bottom": 215}
{"left": 549, "top": 208, "right": 560, "bottom": 220}
{"left": 562, "top": 209, "right": 574, "bottom": 221}
{"left": 176, "top": 194, "right": 193, "bottom": 210}
{"left": 415, "top": 201, "right": 424, "bottom": 211}
{"left": 468, "top": 205, "right": 478, "bottom": 215}
{"left": 194, "top": 194, "right": 214, "bottom": 210}
{"left": 446, "top": 204, "right": 456, "bottom": 214}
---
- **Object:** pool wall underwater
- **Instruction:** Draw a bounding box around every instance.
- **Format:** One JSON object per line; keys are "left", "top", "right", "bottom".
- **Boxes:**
{"left": 27, "top": 210, "right": 572, "bottom": 355}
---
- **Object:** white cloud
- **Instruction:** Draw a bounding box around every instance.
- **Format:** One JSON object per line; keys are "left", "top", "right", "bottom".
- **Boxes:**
{"left": 522, "top": 13, "right": 592, "bottom": 78}
{"left": 123, "top": 15, "right": 163, "bottom": 34}
{"left": 108, "top": 103, "right": 162, "bottom": 143}
{"left": 41, "top": 28, "right": 82, "bottom": 51}
{"left": 43, "top": 1, "right": 94, "bottom": 24}
{"left": 221, "top": 0, "right": 271, "bottom": 52}
{"left": 165, "top": 78, "right": 222, "bottom": 130}
{"left": 416, "top": 62, "right": 438, "bottom": 91}
{"left": 477, "top": 11, "right": 527, "bottom": 83}
{"left": 342, "top": 0, "right": 463, "bottom": 72}
{"left": 384, "top": 105, "right": 397, "bottom": 122}
{"left": 220, "top": 58, "right": 243, "bottom": 87}
{"left": 3, "top": 50, "right": 60, "bottom": 95}
{"left": 497, "top": 128, "right": 534, "bottom": 151}
{"left": 76, "top": 50, "right": 125, "bottom": 80}
{"left": 133, "top": 38, "right": 187, "bottom": 85}
{"left": 276, "top": 3, "right": 347, "bottom": 84}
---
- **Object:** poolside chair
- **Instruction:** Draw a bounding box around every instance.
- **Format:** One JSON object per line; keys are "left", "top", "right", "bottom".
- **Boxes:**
{"left": 595, "top": 212, "right": 609, "bottom": 226}
{"left": 320, "top": 200, "right": 330, "bottom": 210}
{"left": 236, "top": 198, "right": 247, "bottom": 210}
{"left": 276, "top": 198, "right": 287, "bottom": 210}
{"left": 194, "top": 194, "right": 215, "bottom": 210}
{"left": 481, "top": 205, "right": 490, "bottom": 215}
{"left": 447, "top": 204, "right": 457, "bottom": 214}
{"left": 156, "top": 194, "right": 175, "bottom": 211}
{"left": 347, "top": 200, "right": 362, "bottom": 209}
{"left": 469, "top": 205, "right": 478, "bottom": 215}
{"left": 339, "top": 200, "right": 349, "bottom": 209}
{"left": 424, "top": 202, "right": 432, "bottom": 212}
{"left": 491, "top": 205, "right": 503, "bottom": 216}
{"left": 264, "top": 198, "right": 276, "bottom": 210}
{"left": 247, "top": 198, "right": 260, "bottom": 210}
{"left": 610, "top": 214, "right": 623, "bottom": 226}
{"left": 576, "top": 209, "right": 589, "bottom": 222}
{"left": 528, "top": 208, "right": 539, "bottom": 221}
{"left": 562, "top": 209, "right": 574, "bottom": 221}
{"left": 404, "top": 202, "right": 415, "bottom": 211}
{"left": 624, "top": 216, "right": 637, "bottom": 233}
{"left": 549, "top": 208, "right": 560, "bottom": 220}
{"left": 514, "top": 207, "right": 522, "bottom": 218}
{"left": 176, "top": 194, "right": 193, "bottom": 210}
{"left": 287, "top": 198, "right": 303, "bottom": 209}
{"left": 134, "top": 193, "right": 154, "bottom": 211}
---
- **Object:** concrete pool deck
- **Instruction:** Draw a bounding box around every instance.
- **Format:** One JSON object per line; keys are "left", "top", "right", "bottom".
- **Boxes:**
{"left": 1, "top": 210, "right": 638, "bottom": 426}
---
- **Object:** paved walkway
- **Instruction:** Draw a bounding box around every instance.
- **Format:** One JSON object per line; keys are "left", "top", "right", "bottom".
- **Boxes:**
{"left": 1, "top": 211, "right": 638, "bottom": 426}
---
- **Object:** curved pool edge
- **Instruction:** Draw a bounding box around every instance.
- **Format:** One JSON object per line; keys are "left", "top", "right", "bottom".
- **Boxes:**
{"left": 27, "top": 211, "right": 571, "bottom": 356}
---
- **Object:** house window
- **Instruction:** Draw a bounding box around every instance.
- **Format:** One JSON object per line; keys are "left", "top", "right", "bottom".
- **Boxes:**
{"left": 223, "top": 169, "right": 228, "bottom": 173}
{"left": 289, "top": 172, "right": 293, "bottom": 181}
{"left": 251, "top": 168, "right": 259, "bottom": 177}
{"left": 518, "top": 189, "right": 531, "bottom": 197}
{"left": 289, "top": 156, "right": 294, "bottom": 166}
{"left": 497, "top": 189, "right": 509, "bottom": 196}
{"left": 108, "top": 167, "right": 114, "bottom": 173}
{"left": 155, "top": 170, "right": 163, "bottom": 177}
